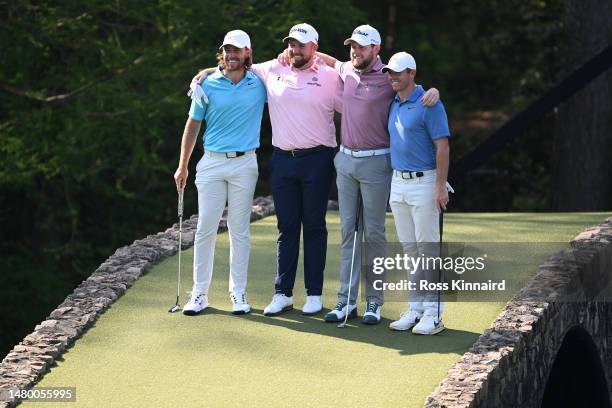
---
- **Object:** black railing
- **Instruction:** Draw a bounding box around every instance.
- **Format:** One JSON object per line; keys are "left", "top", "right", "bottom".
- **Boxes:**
{"left": 450, "top": 43, "right": 612, "bottom": 186}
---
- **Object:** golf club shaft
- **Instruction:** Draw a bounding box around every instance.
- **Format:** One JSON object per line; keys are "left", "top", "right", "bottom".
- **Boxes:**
{"left": 342, "top": 231, "right": 358, "bottom": 326}
{"left": 177, "top": 215, "right": 182, "bottom": 298}
{"left": 437, "top": 211, "right": 443, "bottom": 324}
{"left": 177, "top": 188, "right": 184, "bottom": 303}
{"left": 435, "top": 182, "right": 452, "bottom": 322}
{"left": 341, "top": 191, "right": 363, "bottom": 327}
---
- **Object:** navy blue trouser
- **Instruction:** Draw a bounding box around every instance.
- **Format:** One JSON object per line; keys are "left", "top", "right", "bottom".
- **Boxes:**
{"left": 269, "top": 148, "right": 335, "bottom": 297}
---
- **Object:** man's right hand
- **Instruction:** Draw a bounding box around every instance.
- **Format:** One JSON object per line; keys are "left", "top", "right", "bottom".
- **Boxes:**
{"left": 174, "top": 167, "right": 189, "bottom": 192}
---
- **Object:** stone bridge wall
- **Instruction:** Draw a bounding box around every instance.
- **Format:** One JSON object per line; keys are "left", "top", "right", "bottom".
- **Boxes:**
{"left": 0, "top": 197, "right": 276, "bottom": 408}
{"left": 425, "top": 217, "right": 612, "bottom": 408}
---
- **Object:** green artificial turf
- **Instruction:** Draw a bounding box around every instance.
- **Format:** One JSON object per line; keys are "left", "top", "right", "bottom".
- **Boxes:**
{"left": 23, "top": 212, "right": 610, "bottom": 408}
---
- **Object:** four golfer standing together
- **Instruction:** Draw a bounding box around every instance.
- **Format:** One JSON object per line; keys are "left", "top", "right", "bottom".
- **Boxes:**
{"left": 174, "top": 23, "right": 451, "bottom": 335}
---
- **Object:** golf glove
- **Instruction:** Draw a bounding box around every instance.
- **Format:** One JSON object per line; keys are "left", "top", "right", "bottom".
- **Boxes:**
{"left": 188, "top": 79, "right": 209, "bottom": 107}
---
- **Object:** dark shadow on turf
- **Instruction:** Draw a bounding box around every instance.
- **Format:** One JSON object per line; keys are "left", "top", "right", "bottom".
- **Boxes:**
{"left": 180, "top": 306, "right": 233, "bottom": 317}
{"left": 203, "top": 307, "right": 480, "bottom": 356}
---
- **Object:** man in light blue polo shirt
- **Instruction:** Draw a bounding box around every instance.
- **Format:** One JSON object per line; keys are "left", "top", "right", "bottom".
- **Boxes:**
{"left": 174, "top": 30, "right": 266, "bottom": 316}
{"left": 384, "top": 52, "right": 451, "bottom": 335}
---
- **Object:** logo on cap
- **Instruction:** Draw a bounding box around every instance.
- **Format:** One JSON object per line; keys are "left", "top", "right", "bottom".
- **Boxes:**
{"left": 283, "top": 23, "right": 318, "bottom": 44}
{"left": 344, "top": 25, "right": 381, "bottom": 46}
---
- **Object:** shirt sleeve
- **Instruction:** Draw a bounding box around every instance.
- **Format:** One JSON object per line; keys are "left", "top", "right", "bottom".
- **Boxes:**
{"left": 333, "top": 71, "right": 343, "bottom": 114}
{"left": 250, "top": 60, "right": 275, "bottom": 82}
{"left": 334, "top": 60, "right": 349, "bottom": 80}
{"left": 424, "top": 101, "right": 450, "bottom": 141}
{"left": 188, "top": 90, "right": 207, "bottom": 121}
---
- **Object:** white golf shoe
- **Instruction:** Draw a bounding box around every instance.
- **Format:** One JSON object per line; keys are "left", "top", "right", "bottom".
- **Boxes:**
{"left": 324, "top": 301, "right": 357, "bottom": 322}
{"left": 182, "top": 291, "right": 208, "bottom": 316}
{"left": 389, "top": 309, "right": 422, "bottom": 331}
{"left": 301, "top": 296, "right": 323, "bottom": 315}
{"left": 230, "top": 293, "right": 251, "bottom": 315}
{"left": 263, "top": 294, "right": 293, "bottom": 316}
{"left": 412, "top": 310, "right": 445, "bottom": 335}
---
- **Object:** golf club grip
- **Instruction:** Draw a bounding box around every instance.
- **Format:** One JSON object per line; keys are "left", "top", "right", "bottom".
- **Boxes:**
{"left": 178, "top": 189, "right": 184, "bottom": 217}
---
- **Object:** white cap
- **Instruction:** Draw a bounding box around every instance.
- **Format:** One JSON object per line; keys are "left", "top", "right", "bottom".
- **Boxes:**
{"left": 382, "top": 52, "right": 417, "bottom": 72}
{"left": 343, "top": 24, "right": 381, "bottom": 46}
{"left": 282, "top": 23, "right": 318, "bottom": 45}
{"left": 219, "top": 29, "right": 251, "bottom": 49}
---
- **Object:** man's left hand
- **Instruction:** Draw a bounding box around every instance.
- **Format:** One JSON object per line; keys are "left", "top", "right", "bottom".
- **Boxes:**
{"left": 435, "top": 182, "right": 449, "bottom": 212}
{"left": 422, "top": 88, "right": 440, "bottom": 106}
{"left": 277, "top": 49, "right": 291, "bottom": 66}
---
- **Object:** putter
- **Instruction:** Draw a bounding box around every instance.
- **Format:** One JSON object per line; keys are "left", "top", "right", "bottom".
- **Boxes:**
{"left": 338, "top": 191, "right": 363, "bottom": 328}
{"left": 435, "top": 182, "right": 453, "bottom": 325}
{"left": 436, "top": 211, "right": 443, "bottom": 325}
{"left": 168, "top": 188, "right": 184, "bottom": 313}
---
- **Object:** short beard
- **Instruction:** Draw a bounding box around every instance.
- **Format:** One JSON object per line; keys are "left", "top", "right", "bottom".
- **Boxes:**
{"left": 290, "top": 52, "right": 310, "bottom": 69}
{"left": 352, "top": 55, "right": 373, "bottom": 70}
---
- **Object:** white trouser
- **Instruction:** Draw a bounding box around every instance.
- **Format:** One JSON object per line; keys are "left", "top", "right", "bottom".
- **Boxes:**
{"left": 192, "top": 153, "right": 258, "bottom": 295}
{"left": 389, "top": 171, "right": 443, "bottom": 317}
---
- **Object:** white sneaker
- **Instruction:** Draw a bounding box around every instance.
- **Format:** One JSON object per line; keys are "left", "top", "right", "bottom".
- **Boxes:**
{"left": 301, "top": 296, "right": 323, "bottom": 315}
{"left": 230, "top": 293, "right": 251, "bottom": 315}
{"left": 183, "top": 291, "right": 208, "bottom": 316}
{"left": 389, "top": 309, "right": 422, "bottom": 331}
{"left": 324, "top": 301, "right": 357, "bottom": 322}
{"left": 412, "top": 310, "right": 445, "bottom": 335}
{"left": 263, "top": 294, "right": 293, "bottom": 316}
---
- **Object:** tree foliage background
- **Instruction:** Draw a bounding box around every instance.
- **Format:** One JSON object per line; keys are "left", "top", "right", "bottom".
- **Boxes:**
{"left": 1, "top": 0, "right": 610, "bottom": 357}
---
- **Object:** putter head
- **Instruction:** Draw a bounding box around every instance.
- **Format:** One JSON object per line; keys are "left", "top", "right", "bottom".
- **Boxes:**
{"left": 337, "top": 316, "right": 350, "bottom": 328}
{"left": 168, "top": 304, "right": 180, "bottom": 313}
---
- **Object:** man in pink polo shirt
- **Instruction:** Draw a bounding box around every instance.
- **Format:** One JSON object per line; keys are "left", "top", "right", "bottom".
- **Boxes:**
{"left": 254, "top": 23, "right": 341, "bottom": 317}
{"left": 192, "top": 23, "right": 341, "bottom": 317}
{"left": 290, "top": 25, "right": 440, "bottom": 325}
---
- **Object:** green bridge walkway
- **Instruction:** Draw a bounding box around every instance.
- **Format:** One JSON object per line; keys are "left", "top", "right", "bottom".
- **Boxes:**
{"left": 22, "top": 212, "right": 610, "bottom": 407}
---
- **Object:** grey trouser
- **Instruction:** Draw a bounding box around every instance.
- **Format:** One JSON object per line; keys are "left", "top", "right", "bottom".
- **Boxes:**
{"left": 334, "top": 151, "right": 392, "bottom": 306}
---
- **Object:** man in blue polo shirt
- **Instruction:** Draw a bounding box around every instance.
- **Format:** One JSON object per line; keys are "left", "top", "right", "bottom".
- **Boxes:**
{"left": 383, "top": 52, "right": 451, "bottom": 335}
{"left": 174, "top": 30, "right": 266, "bottom": 316}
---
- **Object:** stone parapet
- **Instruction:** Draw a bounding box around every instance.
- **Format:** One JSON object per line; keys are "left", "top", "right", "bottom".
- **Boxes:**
{"left": 425, "top": 217, "right": 612, "bottom": 408}
{"left": 0, "top": 196, "right": 275, "bottom": 408}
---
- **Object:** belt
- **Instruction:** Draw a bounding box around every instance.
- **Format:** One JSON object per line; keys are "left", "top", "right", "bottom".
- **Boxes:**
{"left": 273, "top": 145, "right": 334, "bottom": 157}
{"left": 393, "top": 169, "right": 436, "bottom": 179}
{"left": 204, "top": 149, "right": 255, "bottom": 159}
{"left": 340, "top": 145, "right": 390, "bottom": 157}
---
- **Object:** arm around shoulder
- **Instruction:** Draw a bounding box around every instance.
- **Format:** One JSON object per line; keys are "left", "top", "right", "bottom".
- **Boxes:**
{"left": 315, "top": 51, "right": 338, "bottom": 68}
{"left": 193, "top": 67, "right": 216, "bottom": 84}
{"left": 421, "top": 87, "right": 440, "bottom": 106}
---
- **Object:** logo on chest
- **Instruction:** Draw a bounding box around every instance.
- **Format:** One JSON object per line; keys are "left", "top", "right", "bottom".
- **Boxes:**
{"left": 307, "top": 76, "right": 321, "bottom": 87}
{"left": 357, "top": 81, "right": 386, "bottom": 90}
